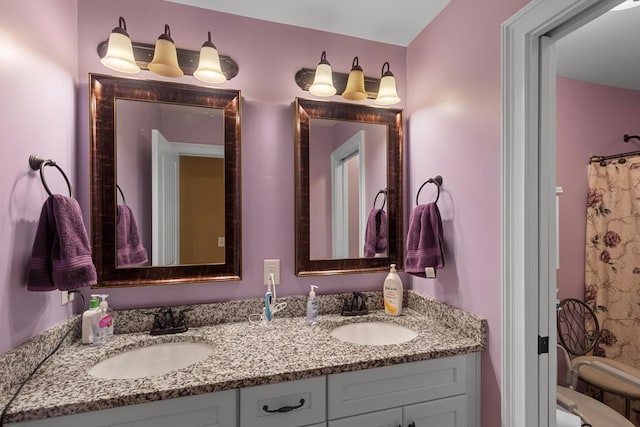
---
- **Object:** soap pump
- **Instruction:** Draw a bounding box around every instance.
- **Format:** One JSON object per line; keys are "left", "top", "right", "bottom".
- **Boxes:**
{"left": 81, "top": 296, "right": 100, "bottom": 344}
{"left": 92, "top": 294, "right": 114, "bottom": 345}
{"left": 383, "top": 264, "right": 403, "bottom": 316}
{"left": 306, "top": 285, "right": 319, "bottom": 325}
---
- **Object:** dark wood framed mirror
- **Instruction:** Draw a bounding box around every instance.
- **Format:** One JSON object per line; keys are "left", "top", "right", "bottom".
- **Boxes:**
{"left": 294, "top": 98, "right": 404, "bottom": 276}
{"left": 90, "top": 74, "right": 241, "bottom": 287}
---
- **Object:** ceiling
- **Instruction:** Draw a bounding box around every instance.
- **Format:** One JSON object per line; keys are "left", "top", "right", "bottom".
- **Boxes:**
{"left": 556, "top": 2, "right": 640, "bottom": 90}
{"left": 164, "top": 0, "right": 639, "bottom": 91}
{"left": 163, "top": 0, "right": 450, "bottom": 47}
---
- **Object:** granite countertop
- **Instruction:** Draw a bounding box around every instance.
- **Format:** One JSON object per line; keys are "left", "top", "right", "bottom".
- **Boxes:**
{"left": 1, "top": 291, "right": 486, "bottom": 423}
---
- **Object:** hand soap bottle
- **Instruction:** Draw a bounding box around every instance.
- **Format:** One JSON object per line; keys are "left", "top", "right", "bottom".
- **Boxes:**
{"left": 306, "top": 285, "right": 319, "bottom": 325}
{"left": 383, "top": 264, "right": 403, "bottom": 316}
{"left": 92, "top": 294, "right": 113, "bottom": 345}
{"left": 81, "top": 296, "right": 100, "bottom": 344}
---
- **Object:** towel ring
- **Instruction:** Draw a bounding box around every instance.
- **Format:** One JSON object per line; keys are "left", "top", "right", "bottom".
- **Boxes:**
{"left": 416, "top": 175, "right": 443, "bottom": 205}
{"left": 29, "top": 154, "right": 72, "bottom": 198}
{"left": 116, "top": 184, "right": 127, "bottom": 205}
{"left": 373, "top": 189, "right": 387, "bottom": 210}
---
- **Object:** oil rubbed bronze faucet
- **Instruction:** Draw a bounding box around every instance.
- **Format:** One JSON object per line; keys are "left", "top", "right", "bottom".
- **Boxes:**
{"left": 341, "top": 292, "right": 369, "bottom": 316}
{"left": 149, "top": 307, "right": 192, "bottom": 335}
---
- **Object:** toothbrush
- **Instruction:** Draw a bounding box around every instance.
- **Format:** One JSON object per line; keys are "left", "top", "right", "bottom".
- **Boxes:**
{"left": 264, "top": 291, "right": 273, "bottom": 321}
{"left": 264, "top": 273, "right": 275, "bottom": 321}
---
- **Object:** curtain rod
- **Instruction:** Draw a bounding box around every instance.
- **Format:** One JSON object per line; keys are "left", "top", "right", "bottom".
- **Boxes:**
{"left": 590, "top": 150, "right": 640, "bottom": 164}
{"left": 589, "top": 134, "right": 640, "bottom": 164}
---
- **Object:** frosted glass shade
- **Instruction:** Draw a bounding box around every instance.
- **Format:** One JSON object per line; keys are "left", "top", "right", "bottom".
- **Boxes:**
{"left": 375, "top": 75, "right": 400, "bottom": 105}
{"left": 342, "top": 57, "right": 367, "bottom": 101}
{"left": 342, "top": 69, "right": 367, "bottom": 100}
{"left": 309, "top": 63, "right": 336, "bottom": 96}
{"left": 309, "top": 52, "right": 336, "bottom": 97}
{"left": 148, "top": 34, "right": 183, "bottom": 78}
{"left": 194, "top": 45, "right": 226, "bottom": 83}
{"left": 100, "top": 20, "right": 139, "bottom": 74}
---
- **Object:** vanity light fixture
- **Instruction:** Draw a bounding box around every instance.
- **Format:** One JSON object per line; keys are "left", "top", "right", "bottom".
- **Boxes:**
{"left": 374, "top": 62, "right": 401, "bottom": 106}
{"left": 97, "top": 27, "right": 239, "bottom": 83}
{"left": 193, "top": 32, "right": 226, "bottom": 84}
{"left": 100, "top": 17, "right": 140, "bottom": 74}
{"left": 308, "top": 51, "right": 336, "bottom": 97}
{"left": 294, "top": 56, "right": 400, "bottom": 104}
{"left": 148, "top": 24, "right": 183, "bottom": 78}
{"left": 342, "top": 57, "right": 368, "bottom": 101}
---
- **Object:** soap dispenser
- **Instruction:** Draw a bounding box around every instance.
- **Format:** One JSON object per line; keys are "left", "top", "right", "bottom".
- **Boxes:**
{"left": 92, "top": 294, "right": 113, "bottom": 345}
{"left": 306, "top": 285, "right": 319, "bottom": 325}
{"left": 82, "top": 296, "right": 100, "bottom": 344}
{"left": 100, "top": 294, "right": 114, "bottom": 340}
{"left": 383, "top": 264, "right": 403, "bottom": 316}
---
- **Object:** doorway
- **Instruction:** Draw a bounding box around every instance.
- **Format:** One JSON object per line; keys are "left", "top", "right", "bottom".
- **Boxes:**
{"left": 501, "top": 0, "right": 624, "bottom": 426}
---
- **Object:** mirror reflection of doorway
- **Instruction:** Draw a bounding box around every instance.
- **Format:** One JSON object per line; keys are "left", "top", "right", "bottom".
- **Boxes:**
{"left": 331, "top": 131, "right": 365, "bottom": 258}
{"left": 151, "top": 129, "right": 225, "bottom": 265}
{"left": 180, "top": 156, "right": 225, "bottom": 265}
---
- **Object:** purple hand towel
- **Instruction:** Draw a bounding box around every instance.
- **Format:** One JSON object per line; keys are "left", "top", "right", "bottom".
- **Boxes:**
{"left": 28, "top": 195, "right": 97, "bottom": 291}
{"left": 117, "top": 205, "right": 148, "bottom": 267}
{"left": 364, "top": 208, "right": 388, "bottom": 257}
{"left": 405, "top": 203, "right": 444, "bottom": 278}
{"left": 27, "top": 198, "right": 56, "bottom": 291}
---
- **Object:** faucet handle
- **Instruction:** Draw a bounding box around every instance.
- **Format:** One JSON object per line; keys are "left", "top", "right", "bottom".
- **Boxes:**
{"left": 175, "top": 308, "right": 193, "bottom": 328}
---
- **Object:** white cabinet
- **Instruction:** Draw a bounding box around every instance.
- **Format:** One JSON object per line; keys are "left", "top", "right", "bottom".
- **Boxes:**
{"left": 8, "top": 389, "right": 237, "bottom": 427}
{"left": 403, "top": 395, "right": 468, "bottom": 427}
{"left": 327, "top": 395, "right": 468, "bottom": 427}
{"left": 11, "top": 353, "right": 479, "bottom": 427}
{"left": 328, "top": 407, "right": 402, "bottom": 427}
{"left": 327, "top": 354, "right": 479, "bottom": 427}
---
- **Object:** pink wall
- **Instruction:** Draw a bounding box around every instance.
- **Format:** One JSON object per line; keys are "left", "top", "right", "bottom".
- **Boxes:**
{"left": 0, "top": 0, "right": 78, "bottom": 354}
{"left": 406, "top": 0, "right": 529, "bottom": 425}
{"left": 556, "top": 77, "right": 640, "bottom": 301}
{"left": 76, "top": 0, "right": 407, "bottom": 309}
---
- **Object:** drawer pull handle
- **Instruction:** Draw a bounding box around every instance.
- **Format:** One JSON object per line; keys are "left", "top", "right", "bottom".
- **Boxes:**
{"left": 262, "top": 398, "right": 305, "bottom": 413}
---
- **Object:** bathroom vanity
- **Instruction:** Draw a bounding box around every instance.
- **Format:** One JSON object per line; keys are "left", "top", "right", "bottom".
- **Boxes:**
{"left": 1, "top": 291, "right": 485, "bottom": 427}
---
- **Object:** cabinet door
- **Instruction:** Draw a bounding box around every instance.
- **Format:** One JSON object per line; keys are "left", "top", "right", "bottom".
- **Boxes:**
{"left": 9, "top": 390, "right": 237, "bottom": 427}
{"left": 240, "top": 376, "right": 326, "bottom": 427}
{"left": 328, "top": 407, "right": 402, "bottom": 427}
{"left": 403, "top": 395, "right": 467, "bottom": 427}
{"left": 328, "top": 354, "right": 473, "bottom": 420}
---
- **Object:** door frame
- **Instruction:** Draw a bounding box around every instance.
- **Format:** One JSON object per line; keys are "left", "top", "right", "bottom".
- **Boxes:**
{"left": 330, "top": 131, "right": 366, "bottom": 258}
{"left": 501, "top": 0, "right": 622, "bottom": 425}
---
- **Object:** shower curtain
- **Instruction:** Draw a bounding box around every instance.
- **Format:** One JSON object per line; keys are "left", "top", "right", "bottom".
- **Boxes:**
{"left": 585, "top": 155, "right": 640, "bottom": 421}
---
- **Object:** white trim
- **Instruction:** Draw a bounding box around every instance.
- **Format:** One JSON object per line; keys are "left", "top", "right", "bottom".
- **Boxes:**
{"left": 538, "top": 35, "right": 557, "bottom": 426}
{"left": 330, "top": 131, "right": 365, "bottom": 258}
{"left": 501, "top": 1, "right": 614, "bottom": 426}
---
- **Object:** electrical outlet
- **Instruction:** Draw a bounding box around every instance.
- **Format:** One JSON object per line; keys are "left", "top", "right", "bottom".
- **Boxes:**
{"left": 263, "top": 259, "right": 280, "bottom": 285}
{"left": 60, "top": 290, "right": 68, "bottom": 305}
{"left": 60, "top": 291, "right": 76, "bottom": 306}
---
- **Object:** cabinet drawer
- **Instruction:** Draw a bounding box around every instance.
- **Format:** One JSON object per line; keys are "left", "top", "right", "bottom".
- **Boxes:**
{"left": 10, "top": 390, "right": 237, "bottom": 427}
{"left": 328, "top": 407, "right": 402, "bottom": 427}
{"left": 240, "top": 376, "right": 326, "bottom": 427}
{"left": 328, "top": 354, "right": 473, "bottom": 420}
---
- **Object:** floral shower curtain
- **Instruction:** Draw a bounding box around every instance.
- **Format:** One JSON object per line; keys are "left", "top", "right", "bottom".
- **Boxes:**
{"left": 585, "top": 155, "right": 640, "bottom": 420}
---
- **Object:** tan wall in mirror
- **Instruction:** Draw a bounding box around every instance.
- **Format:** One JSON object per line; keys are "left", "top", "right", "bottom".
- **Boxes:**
{"left": 180, "top": 156, "right": 225, "bottom": 264}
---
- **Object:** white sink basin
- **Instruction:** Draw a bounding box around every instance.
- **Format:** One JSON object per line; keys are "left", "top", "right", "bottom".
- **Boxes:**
{"left": 88, "top": 342, "right": 213, "bottom": 379}
{"left": 330, "top": 321, "right": 418, "bottom": 346}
